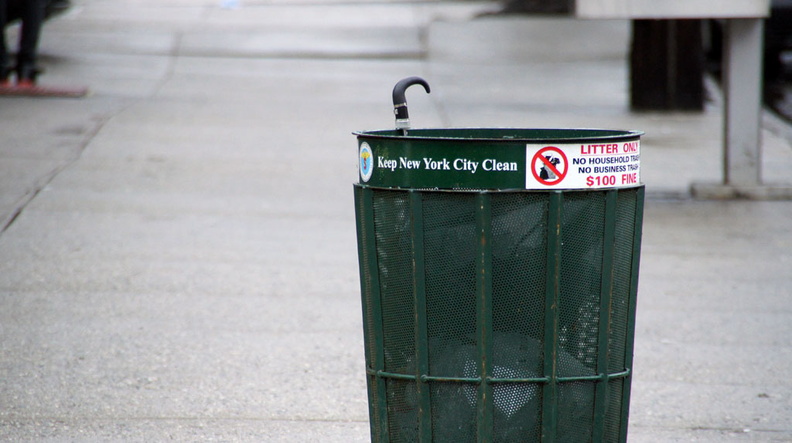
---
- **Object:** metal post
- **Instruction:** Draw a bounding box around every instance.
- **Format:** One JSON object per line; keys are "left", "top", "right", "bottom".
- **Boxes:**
{"left": 723, "top": 18, "right": 763, "bottom": 188}
{"left": 694, "top": 17, "right": 792, "bottom": 199}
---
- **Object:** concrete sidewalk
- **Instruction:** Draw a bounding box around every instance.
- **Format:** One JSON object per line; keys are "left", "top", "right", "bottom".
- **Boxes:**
{"left": 1, "top": 0, "right": 791, "bottom": 441}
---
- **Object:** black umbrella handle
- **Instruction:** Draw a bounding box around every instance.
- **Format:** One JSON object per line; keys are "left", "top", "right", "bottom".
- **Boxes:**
{"left": 392, "top": 77, "right": 430, "bottom": 131}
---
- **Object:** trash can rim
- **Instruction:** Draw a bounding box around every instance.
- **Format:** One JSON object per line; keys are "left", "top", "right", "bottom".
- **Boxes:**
{"left": 354, "top": 127, "right": 644, "bottom": 142}
{"left": 353, "top": 184, "right": 646, "bottom": 193}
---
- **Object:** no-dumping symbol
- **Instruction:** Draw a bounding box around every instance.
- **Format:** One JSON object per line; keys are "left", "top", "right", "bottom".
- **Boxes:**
{"left": 531, "top": 146, "right": 568, "bottom": 186}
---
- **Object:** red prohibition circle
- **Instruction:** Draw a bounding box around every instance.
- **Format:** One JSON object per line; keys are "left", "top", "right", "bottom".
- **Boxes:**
{"left": 531, "top": 147, "right": 568, "bottom": 186}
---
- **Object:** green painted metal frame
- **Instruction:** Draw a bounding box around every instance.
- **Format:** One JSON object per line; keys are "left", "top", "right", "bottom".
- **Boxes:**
{"left": 409, "top": 191, "right": 433, "bottom": 442}
{"left": 592, "top": 190, "right": 618, "bottom": 442}
{"left": 354, "top": 186, "right": 390, "bottom": 442}
{"left": 475, "top": 193, "right": 494, "bottom": 442}
{"left": 620, "top": 186, "right": 645, "bottom": 442}
{"left": 541, "top": 191, "right": 563, "bottom": 442}
{"left": 355, "top": 184, "right": 644, "bottom": 442}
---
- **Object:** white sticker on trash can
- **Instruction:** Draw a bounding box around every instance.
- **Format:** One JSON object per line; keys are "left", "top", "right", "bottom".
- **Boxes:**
{"left": 359, "top": 142, "right": 374, "bottom": 182}
{"left": 525, "top": 141, "right": 640, "bottom": 189}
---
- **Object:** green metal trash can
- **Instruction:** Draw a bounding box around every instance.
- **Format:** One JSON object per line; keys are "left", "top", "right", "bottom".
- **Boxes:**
{"left": 354, "top": 80, "right": 644, "bottom": 443}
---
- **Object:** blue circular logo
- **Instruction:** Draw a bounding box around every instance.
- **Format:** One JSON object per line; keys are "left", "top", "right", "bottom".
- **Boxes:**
{"left": 359, "top": 142, "right": 374, "bottom": 182}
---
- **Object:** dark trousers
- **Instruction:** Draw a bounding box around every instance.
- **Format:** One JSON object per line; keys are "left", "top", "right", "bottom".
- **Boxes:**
{"left": 0, "top": 0, "right": 45, "bottom": 68}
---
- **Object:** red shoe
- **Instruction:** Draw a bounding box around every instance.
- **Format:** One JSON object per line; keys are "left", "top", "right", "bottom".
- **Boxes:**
{"left": 16, "top": 78, "right": 35, "bottom": 88}
{"left": 15, "top": 63, "right": 41, "bottom": 87}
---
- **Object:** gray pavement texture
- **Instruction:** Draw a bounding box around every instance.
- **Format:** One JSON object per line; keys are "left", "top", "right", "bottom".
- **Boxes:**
{"left": 1, "top": 0, "right": 791, "bottom": 441}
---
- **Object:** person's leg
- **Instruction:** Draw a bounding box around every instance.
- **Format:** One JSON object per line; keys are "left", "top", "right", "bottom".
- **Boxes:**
{"left": 0, "top": 0, "right": 10, "bottom": 84}
{"left": 16, "top": 0, "right": 44, "bottom": 84}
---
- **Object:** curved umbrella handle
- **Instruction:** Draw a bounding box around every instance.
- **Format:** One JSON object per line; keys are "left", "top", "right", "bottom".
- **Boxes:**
{"left": 392, "top": 76, "right": 430, "bottom": 131}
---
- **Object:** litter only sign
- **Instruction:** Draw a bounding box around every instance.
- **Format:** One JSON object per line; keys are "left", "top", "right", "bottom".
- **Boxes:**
{"left": 526, "top": 141, "right": 640, "bottom": 190}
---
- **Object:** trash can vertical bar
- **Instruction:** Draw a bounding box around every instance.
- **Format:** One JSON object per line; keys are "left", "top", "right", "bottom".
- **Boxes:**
{"left": 409, "top": 191, "right": 433, "bottom": 442}
{"left": 475, "top": 192, "right": 494, "bottom": 442}
{"left": 619, "top": 186, "right": 645, "bottom": 443}
{"left": 541, "top": 191, "right": 563, "bottom": 441}
{"left": 354, "top": 186, "right": 390, "bottom": 442}
{"left": 593, "top": 189, "right": 619, "bottom": 441}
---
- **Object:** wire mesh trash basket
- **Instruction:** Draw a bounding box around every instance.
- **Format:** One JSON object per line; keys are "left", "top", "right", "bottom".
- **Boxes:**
{"left": 354, "top": 78, "right": 644, "bottom": 443}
